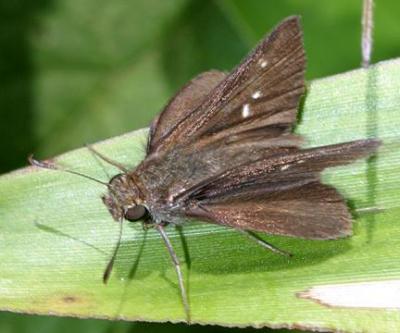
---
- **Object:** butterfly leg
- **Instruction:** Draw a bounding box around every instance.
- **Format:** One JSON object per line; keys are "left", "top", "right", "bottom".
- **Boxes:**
{"left": 238, "top": 229, "right": 292, "bottom": 257}
{"left": 156, "top": 224, "right": 191, "bottom": 323}
{"left": 141, "top": 217, "right": 155, "bottom": 231}
{"left": 103, "top": 217, "right": 124, "bottom": 283}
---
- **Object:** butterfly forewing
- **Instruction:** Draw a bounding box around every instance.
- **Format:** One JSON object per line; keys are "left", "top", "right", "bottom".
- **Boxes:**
{"left": 152, "top": 16, "right": 305, "bottom": 153}
{"left": 135, "top": 16, "right": 380, "bottom": 242}
{"left": 148, "top": 70, "right": 226, "bottom": 154}
{"left": 198, "top": 23, "right": 305, "bottom": 143}
{"left": 182, "top": 139, "right": 380, "bottom": 202}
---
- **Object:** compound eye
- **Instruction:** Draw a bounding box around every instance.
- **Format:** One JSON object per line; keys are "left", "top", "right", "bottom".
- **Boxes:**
{"left": 124, "top": 205, "right": 147, "bottom": 222}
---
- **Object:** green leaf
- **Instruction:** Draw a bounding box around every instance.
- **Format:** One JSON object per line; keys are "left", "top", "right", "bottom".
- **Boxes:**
{"left": 1, "top": 58, "right": 400, "bottom": 332}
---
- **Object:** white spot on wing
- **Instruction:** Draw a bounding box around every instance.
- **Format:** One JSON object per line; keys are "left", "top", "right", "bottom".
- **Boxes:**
{"left": 260, "top": 60, "right": 268, "bottom": 68}
{"left": 280, "top": 165, "right": 290, "bottom": 171}
{"left": 252, "top": 91, "right": 261, "bottom": 99}
{"left": 298, "top": 280, "right": 400, "bottom": 309}
{"left": 242, "top": 104, "right": 251, "bottom": 118}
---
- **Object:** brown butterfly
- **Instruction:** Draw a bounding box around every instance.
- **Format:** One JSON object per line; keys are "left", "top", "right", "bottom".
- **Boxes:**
{"left": 30, "top": 16, "right": 380, "bottom": 322}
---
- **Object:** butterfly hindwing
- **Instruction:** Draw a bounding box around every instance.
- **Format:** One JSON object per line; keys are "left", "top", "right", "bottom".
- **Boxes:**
{"left": 183, "top": 139, "right": 379, "bottom": 239}
{"left": 188, "top": 182, "right": 352, "bottom": 240}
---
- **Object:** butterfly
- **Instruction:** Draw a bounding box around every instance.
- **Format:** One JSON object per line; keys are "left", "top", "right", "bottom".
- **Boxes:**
{"left": 30, "top": 16, "right": 380, "bottom": 322}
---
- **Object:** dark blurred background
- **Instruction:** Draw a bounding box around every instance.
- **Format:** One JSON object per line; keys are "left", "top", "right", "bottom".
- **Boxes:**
{"left": 0, "top": 0, "right": 399, "bottom": 332}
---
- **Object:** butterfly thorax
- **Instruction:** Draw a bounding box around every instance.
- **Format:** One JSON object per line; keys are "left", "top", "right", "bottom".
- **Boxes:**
{"left": 126, "top": 153, "right": 195, "bottom": 224}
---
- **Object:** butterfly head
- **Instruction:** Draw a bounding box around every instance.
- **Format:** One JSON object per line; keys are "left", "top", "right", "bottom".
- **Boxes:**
{"left": 102, "top": 173, "right": 148, "bottom": 222}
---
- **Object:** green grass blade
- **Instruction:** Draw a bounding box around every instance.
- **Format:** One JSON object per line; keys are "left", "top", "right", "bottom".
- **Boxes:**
{"left": 0, "top": 59, "right": 399, "bottom": 332}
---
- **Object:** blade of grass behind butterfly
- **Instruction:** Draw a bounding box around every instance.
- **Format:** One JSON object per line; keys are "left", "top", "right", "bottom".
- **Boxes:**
{"left": 0, "top": 58, "right": 400, "bottom": 332}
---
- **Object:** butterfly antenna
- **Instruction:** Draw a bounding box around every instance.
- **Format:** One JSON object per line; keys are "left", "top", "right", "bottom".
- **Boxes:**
{"left": 86, "top": 144, "right": 143, "bottom": 199}
{"left": 28, "top": 154, "right": 109, "bottom": 187}
{"left": 86, "top": 144, "right": 129, "bottom": 173}
{"left": 156, "top": 224, "right": 191, "bottom": 323}
{"left": 103, "top": 218, "right": 124, "bottom": 283}
{"left": 85, "top": 144, "right": 145, "bottom": 199}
